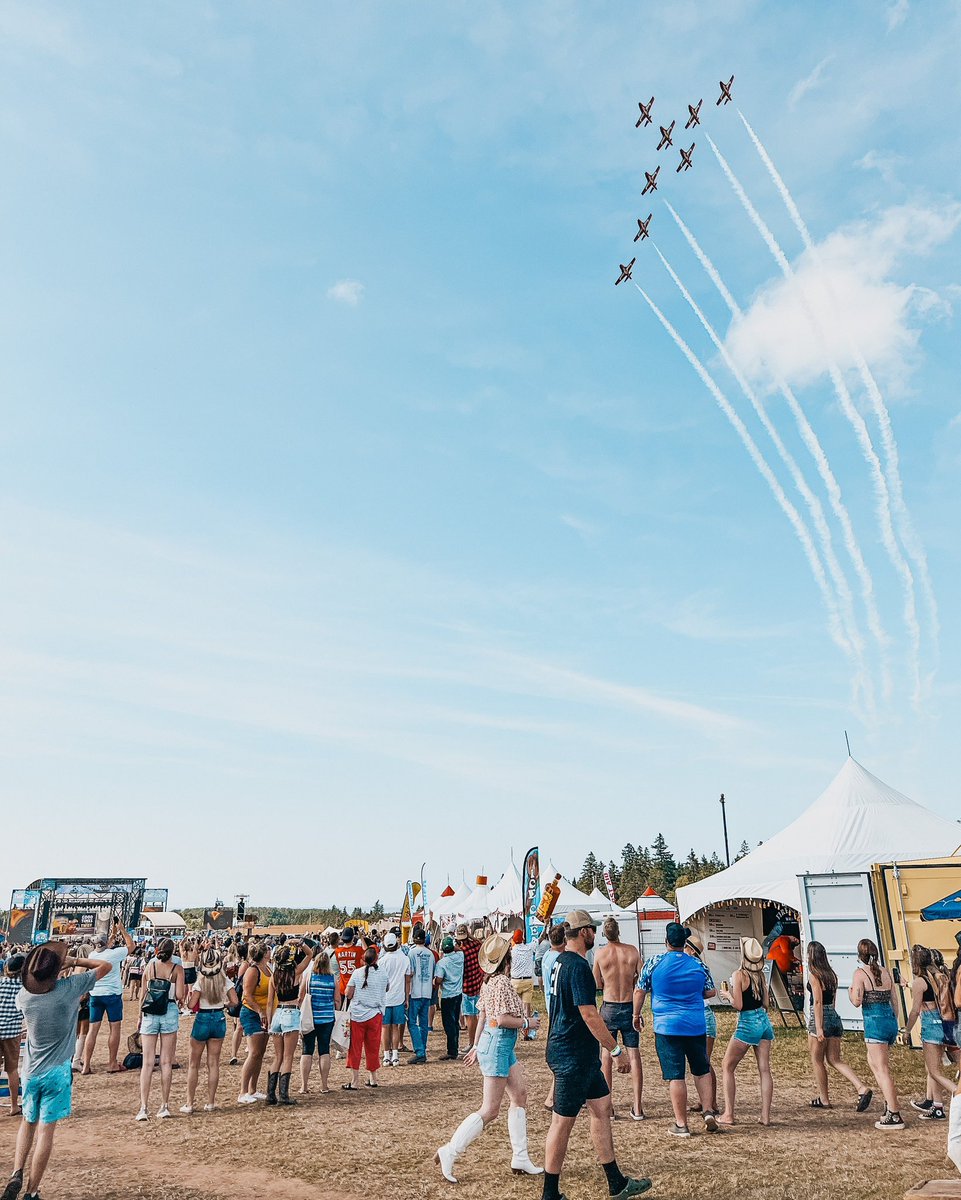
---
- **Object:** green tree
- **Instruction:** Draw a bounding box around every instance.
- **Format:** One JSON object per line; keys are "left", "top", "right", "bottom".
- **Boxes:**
{"left": 577, "top": 852, "right": 602, "bottom": 893}
{"left": 735, "top": 840, "right": 751, "bottom": 861}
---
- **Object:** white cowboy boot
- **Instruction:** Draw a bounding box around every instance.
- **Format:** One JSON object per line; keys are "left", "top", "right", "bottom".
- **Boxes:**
{"left": 435, "top": 1112, "right": 485, "bottom": 1183}
{"left": 948, "top": 1094, "right": 961, "bottom": 1170}
{"left": 508, "top": 1106, "right": 544, "bottom": 1175}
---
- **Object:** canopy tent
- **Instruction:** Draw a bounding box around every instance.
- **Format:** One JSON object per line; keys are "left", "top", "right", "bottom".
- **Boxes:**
{"left": 921, "top": 890, "right": 961, "bottom": 922}
{"left": 139, "top": 911, "right": 186, "bottom": 932}
{"left": 489, "top": 864, "right": 524, "bottom": 916}
{"left": 586, "top": 887, "right": 613, "bottom": 912}
{"left": 460, "top": 877, "right": 493, "bottom": 920}
{"left": 632, "top": 888, "right": 676, "bottom": 918}
{"left": 677, "top": 757, "right": 961, "bottom": 922}
{"left": 434, "top": 880, "right": 471, "bottom": 918}
{"left": 543, "top": 863, "right": 594, "bottom": 915}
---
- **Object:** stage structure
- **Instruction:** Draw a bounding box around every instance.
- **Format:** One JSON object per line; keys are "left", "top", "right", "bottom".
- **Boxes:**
{"left": 8, "top": 878, "right": 148, "bottom": 944}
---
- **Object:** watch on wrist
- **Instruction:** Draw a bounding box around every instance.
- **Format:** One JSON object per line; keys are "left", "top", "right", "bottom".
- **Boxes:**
{"left": 611, "top": 1045, "right": 622, "bottom": 1058}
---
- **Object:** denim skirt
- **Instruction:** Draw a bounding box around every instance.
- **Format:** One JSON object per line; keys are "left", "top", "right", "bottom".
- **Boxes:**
{"left": 862, "top": 1002, "right": 898, "bottom": 1046}
{"left": 808, "top": 1003, "right": 844, "bottom": 1039}
{"left": 476, "top": 1026, "right": 518, "bottom": 1078}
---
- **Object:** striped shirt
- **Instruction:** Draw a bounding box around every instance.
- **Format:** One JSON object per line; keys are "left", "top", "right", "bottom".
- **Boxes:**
{"left": 309, "top": 972, "right": 336, "bottom": 1025}
{"left": 0, "top": 976, "right": 24, "bottom": 1039}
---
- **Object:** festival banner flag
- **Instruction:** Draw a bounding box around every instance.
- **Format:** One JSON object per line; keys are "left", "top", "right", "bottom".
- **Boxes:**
{"left": 522, "top": 847, "right": 542, "bottom": 942}
{"left": 401, "top": 881, "right": 421, "bottom": 943}
{"left": 603, "top": 869, "right": 617, "bottom": 905}
{"left": 419, "top": 863, "right": 429, "bottom": 931}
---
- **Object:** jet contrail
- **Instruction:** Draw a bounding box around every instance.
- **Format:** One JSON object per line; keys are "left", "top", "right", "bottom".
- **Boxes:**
{"left": 634, "top": 283, "right": 857, "bottom": 669}
{"left": 705, "top": 130, "right": 921, "bottom": 706}
{"left": 652, "top": 242, "right": 872, "bottom": 710}
{"left": 737, "top": 108, "right": 939, "bottom": 673}
{"left": 663, "top": 200, "right": 891, "bottom": 694}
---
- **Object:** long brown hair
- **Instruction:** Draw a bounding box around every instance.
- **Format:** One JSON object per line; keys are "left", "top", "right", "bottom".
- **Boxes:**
{"left": 361, "top": 946, "right": 379, "bottom": 988}
{"left": 857, "top": 939, "right": 882, "bottom": 987}
{"left": 807, "top": 941, "right": 837, "bottom": 994}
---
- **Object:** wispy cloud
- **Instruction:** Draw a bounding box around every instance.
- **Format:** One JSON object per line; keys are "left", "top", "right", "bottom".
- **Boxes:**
{"left": 788, "top": 55, "right": 834, "bottom": 109}
{"left": 886, "top": 0, "right": 910, "bottom": 31}
{"left": 559, "top": 513, "right": 598, "bottom": 541}
{"left": 856, "top": 148, "right": 906, "bottom": 186}
{"left": 327, "top": 278, "right": 364, "bottom": 306}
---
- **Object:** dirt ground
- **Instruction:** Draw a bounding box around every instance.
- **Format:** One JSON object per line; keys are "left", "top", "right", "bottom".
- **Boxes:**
{"left": 0, "top": 998, "right": 953, "bottom": 1200}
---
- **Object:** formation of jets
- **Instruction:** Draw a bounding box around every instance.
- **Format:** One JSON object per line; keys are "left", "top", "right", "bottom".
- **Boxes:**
{"left": 617, "top": 75, "right": 734, "bottom": 284}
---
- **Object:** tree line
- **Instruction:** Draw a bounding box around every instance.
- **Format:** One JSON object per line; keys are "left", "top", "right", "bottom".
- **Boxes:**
{"left": 571, "top": 833, "right": 751, "bottom": 906}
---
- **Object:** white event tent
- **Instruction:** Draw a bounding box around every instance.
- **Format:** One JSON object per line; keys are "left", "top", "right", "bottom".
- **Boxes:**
{"left": 543, "top": 863, "right": 595, "bottom": 915}
{"left": 433, "top": 881, "right": 471, "bottom": 919}
{"left": 460, "top": 877, "right": 493, "bottom": 921}
{"left": 489, "top": 864, "right": 524, "bottom": 917}
{"left": 676, "top": 757, "right": 961, "bottom": 984}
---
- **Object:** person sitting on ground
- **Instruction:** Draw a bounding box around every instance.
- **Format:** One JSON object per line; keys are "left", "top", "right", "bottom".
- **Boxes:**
{"left": 2, "top": 942, "right": 110, "bottom": 1200}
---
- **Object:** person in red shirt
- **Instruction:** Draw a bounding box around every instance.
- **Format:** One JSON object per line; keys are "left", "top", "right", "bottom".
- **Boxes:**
{"left": 333, "top": 930, "right": 365, "bottom": 1010}
{"left": 456, "top": 925, "right": 484, "bottom": 1051}
{"left": 767, "top": 936, "right": 800, "bottom": 976}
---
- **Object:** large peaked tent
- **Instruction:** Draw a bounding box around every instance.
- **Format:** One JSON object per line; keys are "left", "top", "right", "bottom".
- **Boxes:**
{"left": 677, "top": 757, "right": 961, "bottom": 922}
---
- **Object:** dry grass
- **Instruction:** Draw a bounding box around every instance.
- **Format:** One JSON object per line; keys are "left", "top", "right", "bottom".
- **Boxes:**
{"left": 0, "top": 1000, "right": 952, "bottom": 1200}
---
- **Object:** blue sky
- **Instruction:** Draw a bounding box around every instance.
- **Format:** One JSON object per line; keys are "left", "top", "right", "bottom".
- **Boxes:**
{"left": 1, "top": 1, "right": 960, "bottom": 909}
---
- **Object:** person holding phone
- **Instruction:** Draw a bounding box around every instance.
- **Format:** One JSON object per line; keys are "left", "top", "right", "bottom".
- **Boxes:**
{"left": 82, "top": 916, "right": 134, "bottom": 1075}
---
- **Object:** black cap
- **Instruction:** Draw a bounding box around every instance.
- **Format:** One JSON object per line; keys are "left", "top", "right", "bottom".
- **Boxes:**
{"left": 666, "top": 922, "right": 690, "bottom": 949}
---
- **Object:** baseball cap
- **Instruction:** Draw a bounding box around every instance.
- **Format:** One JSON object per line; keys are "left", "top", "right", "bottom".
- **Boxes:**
{"left": 565, "top": 910, "right": 596, "bottom": 932}
{"left": 666, "top": 922, "right": 690, "bottom": 948}
{"left": 441, "top": 936, "right": 455, "bottom": 953}
{"left": 383, "top": 932, "right": 398, "bottom": 949}
{"left": 454, "top": 923, "right": 469, "bottom": 941}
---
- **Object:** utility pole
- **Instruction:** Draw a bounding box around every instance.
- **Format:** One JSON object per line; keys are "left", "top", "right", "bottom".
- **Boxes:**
{"left": 719, "top": 793, "right": 731, "bottom": 867}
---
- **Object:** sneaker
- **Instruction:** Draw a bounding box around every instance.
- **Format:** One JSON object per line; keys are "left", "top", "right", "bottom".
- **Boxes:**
{"left": 613, "top": 1182, "right": 653, "bottom": 1199}
{"left": 252, "top": 1091, "right": 267, "bottom": 1101}
{"left": 629, "top": 1108, "right": 646, "bottom": 1121}
{"left": 203, "top": 1103, "right": 217, "bottom": 1112}
{"left": 157, "top": 1106, "right": 171, "bottom": 1119}
{"left": 237, "top": 1094, "right": 256, "bottom": 1105}
{"left": 228, "top": 1057, "right": 239, "bottom": 1066}
{"left": 407, "top": 1055, "right": 427, "bottom": 1065}
{"left": 875, "top": 1111, "right": 905, "bottom": 1130}
{"left": 703, "top": 1111, "right": 719, "bottom": 1133}
{"left": 135, "top": 1108, "right": 149, "bottom": 1122}
{"left": 667, "top": 1123, "right": 691, "bottom": 1138}
{"left": 179, "top": 1104, "right": 193, "bottom": 1115}
{"left": 918, "top": 1105, "right": 946, "bottom": 1121}
{"left": 911, "top": 1097, "right": 933, "bottom": 1112}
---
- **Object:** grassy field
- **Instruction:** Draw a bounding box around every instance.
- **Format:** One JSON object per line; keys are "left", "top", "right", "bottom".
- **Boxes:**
{"left": 0, "top": 1000, "right": 952, "bottom": 1200}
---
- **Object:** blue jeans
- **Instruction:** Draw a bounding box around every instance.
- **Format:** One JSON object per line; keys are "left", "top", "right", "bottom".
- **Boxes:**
{"left": 408, "top": 997, "right": 430, "bottom": 1058}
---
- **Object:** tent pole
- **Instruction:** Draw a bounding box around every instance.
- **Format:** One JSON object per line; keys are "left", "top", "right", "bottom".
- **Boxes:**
{"left": 720, "top": 793, "right": 731, "bottom": 867}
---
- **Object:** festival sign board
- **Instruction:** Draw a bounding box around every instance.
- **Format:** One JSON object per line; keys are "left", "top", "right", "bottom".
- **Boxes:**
{"left": 8, "top": 890, "right": 39, "bottom": 943}
{"left": 142, "top": 889, "right": 169, "bottom": 912}
{"left": 204, "top": 907, "right": 234, "bottom": 930}
{"left": 51, "top": 912, "right": 97, "bottom": 937}
{"left": 522, "top": 847, "right": 542, "bottom": 942}
{"left": 603, "top": 869, "right": 617, "bottom": 905}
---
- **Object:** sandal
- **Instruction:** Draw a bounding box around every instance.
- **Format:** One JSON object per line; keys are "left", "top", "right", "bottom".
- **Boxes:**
{"left": 365, "top": 1081, "right": 379, "bottom": 1088}
{"left": 810, "top": 1097, "right": 831, "bottom": 1109}
{"left": 856, "top": 1089, "right": 873, "bottom": 1113}
{"left": 341, "top": 1084, "right": 358, "bottom": 1091}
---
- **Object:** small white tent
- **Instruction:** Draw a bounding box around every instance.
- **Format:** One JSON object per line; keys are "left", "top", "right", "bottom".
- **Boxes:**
{"left": 434, "top": 881, "right": 471, "bottom": 918}
{"left": 489, "top": 864, "right": 524, "bottom": 917}
{"left": 460, "top": 878, "right": 494, "bottom": 921}
{"left": 586, "top": 887, "right": 613, "bottom": 912}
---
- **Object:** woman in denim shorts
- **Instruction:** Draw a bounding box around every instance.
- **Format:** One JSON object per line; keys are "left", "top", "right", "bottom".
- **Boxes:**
{"left": 718, "top": 937, "right": 774, "bottom": 1127}
{"left": 848, "top": 939, "right": 903, "bottom": 1129}
{"left": 807, "top": 941, "right": 872, "bottom": 1113}
{"left": 181, "top": 947, "right": 237, "bottom": 1115}
{"left": 265, "top": 942, "right": 312, "bottom": 1108}
{"left": 904, "top": 944, "right": 956, "bottom": 1122}
{"left": 435, "top": 934, "right": 542, "bottom": 1184}
{"left": 136, "top": 938, "right": 184, "bottom": 1122}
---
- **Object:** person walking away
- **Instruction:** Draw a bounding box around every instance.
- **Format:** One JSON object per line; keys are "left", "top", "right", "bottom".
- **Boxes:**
{"left": 848, "top": 939, "right": 904, "bottom": 1129}
{"left": 2, "top": 943, "right": 110, "bottom": 1200}
{"left": 510, "top": 931, "right": 538, "bottom": 1039}
{"left": 633, "top": 921, "right": 718, "bottom": 1137}
{"left": 237, "top": 943, "right": 272, "bottom": 1104}
{"left": 334, "top": 929, "right": 364, "bottom": 1011}
{"left": 543, "top": 912, "right": 651, "bottom": 1200}
{"left": 406, "top": 927, "right": 435, "bottom": 1065}
{"left": 593, "top": 916, "right": 644, "bottom": 1121}
{"left": 82, "top": 917, "right": 134, "bottom": 1074}
{"left": 299, "top": 949, "right": 336, "bottom": 1094}
{"left": 135, "top": 938, "right": 184, "bottom": 1121}
{"left": 435, "top": 937, "right": 465, "bottom": 1061}
{"left": 435, "top": 933, "right": 543, "bottom": 1183}
{"left": 684, "top": 935, "right": 718, "bottom": 1114}
{"left": 379, "top": 934, "right": 411, "bottom": 1068}
{"left": 718, "top": 937, "right": 774, "bottom": 1126}
{"left": 456, "top": 926, "right": 483, "bottom": 1055}
{"left": 125, "top": 948, "right": 145, "bottom": 1003}
{"left": 806, "top": 940, "right": 872, "bottom": 1113}
{"left": 0, "top": 957, "right": 25, "bottom": 1116}
{"left": 540, "top": 924, "right": 567, "bottom": 1111}
{"left": 68, "top": 945, "right": 93, "bottom": 1072}
{"left": 265, "top": 942, "right": 312, "bottom": 1106}
{"left": 181, "top": 947, "right": 237, "bottom": 1114}
{"left": 903, "top": 944, "right": 954, "bottom": 1123}
{"left": 343, "top": 947, "right": 388, "bottom": 1091}
{"left": 226, "top": 941, "right": 248, "bottom": 1065}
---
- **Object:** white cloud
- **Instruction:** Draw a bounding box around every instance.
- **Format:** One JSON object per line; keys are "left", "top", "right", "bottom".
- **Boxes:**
{"left": 725, "top": 204, "right": 961, "bottom": 393}
{"left": 886, "top": 0, "right": 910, "bottom": 31}
{"left": 788, "top": 56, "right": 834, "bottom": 109}
{"left": 327, "top": 278, "right": 364, "bottom": 306}
{"left": 856, "top": 149, "right": 905, "bottom": 187}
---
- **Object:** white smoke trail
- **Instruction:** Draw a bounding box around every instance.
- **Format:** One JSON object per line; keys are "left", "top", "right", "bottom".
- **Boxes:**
{"left": 705, "top": 131, "right": 921, "bottom": 706}
{"left": 634, "top": 283, "right": 855, "bottom": 667}
{"left": 737, "top": 108, "right": 939, "bottom": 671}
{"left": 652, "top": 243, "right": 872, "bottom": 711}
{"left": 663, "top": 201, "right": 891, "bottom": 691}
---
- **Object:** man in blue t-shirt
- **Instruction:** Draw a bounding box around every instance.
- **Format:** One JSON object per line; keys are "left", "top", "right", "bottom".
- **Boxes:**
{"left": 543, "top": 911, "right": 651, "bottom": 1200}
{"left": 633, "top": 922, "right": 718, "bottom": 1138}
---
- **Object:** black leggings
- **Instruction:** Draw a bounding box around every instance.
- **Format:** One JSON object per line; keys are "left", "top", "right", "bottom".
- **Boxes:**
{"left": 441, "top": 995, "right": 462, "bottom": 1058}
{"left": 301, "top": 1022, "right": 333, "bottom": 1057}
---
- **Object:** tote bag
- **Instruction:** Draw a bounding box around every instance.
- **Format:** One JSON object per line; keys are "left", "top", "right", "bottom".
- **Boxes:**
{"left": 300, "top": 990, "right": 315, "bottom": 1035}
{"left": 332, "top": 1009, "right": 350, "bottom": 1053}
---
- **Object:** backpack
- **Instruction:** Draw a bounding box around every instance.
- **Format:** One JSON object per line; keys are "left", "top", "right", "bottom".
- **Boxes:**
{"left": 227, "top": 968, "right": 244, "bottom": 1018}
{"left": 141, "top": 966, "right": 173, "bottom": 1016}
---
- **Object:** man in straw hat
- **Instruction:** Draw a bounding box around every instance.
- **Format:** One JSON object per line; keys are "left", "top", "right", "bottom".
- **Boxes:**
{"left": 542, "top": 912, "right": 651, "bottom": 1200}
{"left": 2, "top": 942, "right": 110, "bottom": 1200}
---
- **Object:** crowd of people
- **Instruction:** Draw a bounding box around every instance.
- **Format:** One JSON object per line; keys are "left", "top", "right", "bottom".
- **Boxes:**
{"left": 0, "top": 911, "right": 960, "bottom": 1199}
